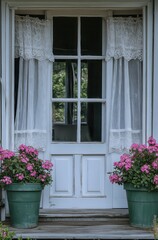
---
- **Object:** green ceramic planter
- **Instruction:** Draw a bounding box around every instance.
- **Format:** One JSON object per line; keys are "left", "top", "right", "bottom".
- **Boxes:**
{"left": 5, "top": 183, "right": 43, "bottom": 229}
{"left": 124, "top": 183, "right": 158, "bottom": 228}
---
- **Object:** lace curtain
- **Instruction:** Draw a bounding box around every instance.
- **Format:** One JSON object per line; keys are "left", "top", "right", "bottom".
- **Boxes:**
{"left": 106, "top": 17, "right": 143, "bottom": 152}
{"left": 106, "top": 17, "right": 143, "bottom": 61}
{"left": 14, "top": 16, "right": 53, "bottom": 150}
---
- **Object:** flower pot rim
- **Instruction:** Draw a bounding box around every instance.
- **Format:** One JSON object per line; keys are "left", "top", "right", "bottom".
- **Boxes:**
{"left": 124, "top": 183, "right": 158, "bottom": 192}
{"left": 5, "top": 183, "right": 43, "bottom": 191}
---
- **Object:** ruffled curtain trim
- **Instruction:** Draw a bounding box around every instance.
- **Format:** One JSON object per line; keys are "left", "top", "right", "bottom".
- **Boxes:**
{"left": 15, "top": 15, "right": 54, "bottom": 61}
{"left": 109, "top": 129, "right": 142, "bottom": 153}
{"left": 105, "top": 17, "right": 143, "bottom": 61}
{"left": 14, "top": 130, "right": 47, "bottom": 151}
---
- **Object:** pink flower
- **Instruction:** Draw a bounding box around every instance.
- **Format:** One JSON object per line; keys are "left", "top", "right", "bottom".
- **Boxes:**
{"left": 141, "top": 164, "right": 150, "bottom": 174}
{"left": 154, "top": 175, "right": 158, "bottom": 184}
{"left": 2, "top": 231, "right": 7, "bottom": 237}
{"left": 152, "top": 159, "right": 158, "bottom": 169}
{"left": 148, "top": 146, "right": 157, "bottom": 153}
{"left": 26, "top": 163, "right": 33, "bottom": 171}
{"left": 19, "top": 144, "right": 38, "bottom": 156}
{"left": 148, "top": 136, "right": 156, "bottom": 146}
{"left": 0, "top": 176, "right": 12, "bottom": 185}
{"left": 114, "top": 154, "right": 132, "bottom": 171}
{"left": 0, "top": 149, "right": 15, "bottom": 161}
{"left": 109, "top": 174, "right": 122, "bottom": 184}
{"left": 16, "top": 173, "right": 24, "bottom": 180}
{"left": 138, "top": 144, "right": 147, "bottom": 152}
{"left": 30, "top": 171, "right": 36, "bottom": 177}
{"left": 130, "top": 143, "right": 139, "bottom": 150}
{"left": 42, "top": 160, "right": 53, "bottom": 170}
{"left": 19, "top": 154, "right": 29, "bottom": 163}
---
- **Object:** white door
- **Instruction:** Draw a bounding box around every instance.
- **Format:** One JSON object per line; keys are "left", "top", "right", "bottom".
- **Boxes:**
{"left": 48, "top": 15, "right": 110, "bottom": 208}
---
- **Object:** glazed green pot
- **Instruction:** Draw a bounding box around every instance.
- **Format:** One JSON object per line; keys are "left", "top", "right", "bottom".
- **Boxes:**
{"left": 5, "top": 183, "right": 43, "bottom": 229}
{"left": 124, "top": 183, "right": 158, "bottom": 228}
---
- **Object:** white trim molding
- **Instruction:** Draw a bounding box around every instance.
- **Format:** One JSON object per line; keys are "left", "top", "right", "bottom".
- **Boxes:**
{"left": 153, "top": 0, "right": 158, "bottom": 140}
{"left": 3, "top": 0, "right": 151, "bottom": 9}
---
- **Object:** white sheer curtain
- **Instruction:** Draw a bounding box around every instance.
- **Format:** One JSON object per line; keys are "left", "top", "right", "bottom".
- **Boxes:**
{"left": 14, "top": 16, "right": 54, "bottom": 150}
{"left": 106, "top": 17, "right": 143, "bottom": 152}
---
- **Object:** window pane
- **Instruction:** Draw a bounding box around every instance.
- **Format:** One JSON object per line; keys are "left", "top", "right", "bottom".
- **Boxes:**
{"left": 81, "top": 102, "right": 102, "bottom": 142}
{"left": 53, "top": 17, "right": 77, "bottom": 55}
{"left": 53, "top": 60, "right": 77, "bottom": 98}
{"left": 81, "top": 60, "right": 102, "bottom": 98}
{"left": 81, "top": 17, "right": 102, "bottom": 55}
{"left": 52, "top": 102, "right": 77, "bottom": 142}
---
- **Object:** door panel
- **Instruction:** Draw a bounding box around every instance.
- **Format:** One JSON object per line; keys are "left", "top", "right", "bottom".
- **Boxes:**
{"left": 51, "top": 156, "right": 74, "bottom": 196}
{"left": 82, "top": 156, "right": 105, "bottom": 197}
{"left": 49, "top": 154, "right": 107, "bottom": 208}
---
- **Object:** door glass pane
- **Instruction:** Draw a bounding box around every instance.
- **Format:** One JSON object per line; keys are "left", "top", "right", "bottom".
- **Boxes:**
{"left": 52, "top": 60, "right": 77, "bottom": 98}
{"left": 81, "top": 102, "right": 102, "bottom": 142}
{"left": 53, "top": 60, "right": 78, "bottom": 98}
{"left": 53, "top": 17, "right": 77, "bottom": 55}
{"left": 52, "top": 102, "right": 77, "bottom": 142}
{"left": 81, "top": 17, "right": 102, "bottom": 55}
{"left": 81, "top": 60, "right": 102, "bottom": 98}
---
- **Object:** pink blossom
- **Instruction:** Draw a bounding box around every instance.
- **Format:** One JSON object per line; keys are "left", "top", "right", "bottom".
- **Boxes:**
{"left": 124, "top": 162, "right": 132, "bottom": 170}
{"left": 109, "top": 174, "right": 122, "bottom": 184}
{"left": 26, "top": 163, "right": 33, "bottom": 171}
{"left": 19, "top": 144, "right": 38, "bottom": 156}
{"left": 30, "top": 171, "right": 37, "bottom": 177}
{"left": 0, "top": 149, "right": 15, "bottom": 161}
{"left": 42, "top": 160, "right": 53, "bottom": 170}
{"left": 152, "top": 159, "right": 158, "bottom": 169}
{"left": 19, "top": 154, "right": 29, "bottom": 163}
{"left": 138, "top": 144, "right": 147, "bottom": 152}
{"left": 148, "top": 136, "right": 156, "bottom": 146}
{"left": 141, "top": 164, "right": 150, "bottom": 174}
{"left": 114, "top": 154, "right": 132, "bottom": 171}
{"left": 148, "top": 146, "right": 157, "bottom": 153}
{"left": 154, "top": 175, "right": 158, "bottom": 184}
{"left": 38, "top": 174, "right": 47, "bottom": 182}
{"left": 2, "top": 231, "right": 7, "bottom": 237}
{"left": 130, "top": 143, "right": 139, "bottom": 150}
{"left": 16, "top": 173, "right": 24, "bottom": 180}
{"left": 0, "top": 176, "right": 12, "bottom": 185}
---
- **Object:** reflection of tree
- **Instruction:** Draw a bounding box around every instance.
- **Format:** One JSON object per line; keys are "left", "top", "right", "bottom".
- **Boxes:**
{"left": 53, "top": 62, "right": 65, "bottom": 122}
{"left": 81, "top": 62, "right": 88, "bottom": 122}
{"left": 53, "top": 61, "right": 88, "bottom": 123}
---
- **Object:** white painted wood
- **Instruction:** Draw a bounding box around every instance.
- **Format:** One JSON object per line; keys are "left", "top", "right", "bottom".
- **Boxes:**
{"left": 4, "top": 0, "right": 151, "bottom": 9}
{"left": 146, "top": 0, "right": 153, "bottom": 139}
{"left": 153, "top": 0, "right": 158, "bottom": 141}
{"left": 142, "top": 6, "right": 147, "bottom": 143}
{"left": 50, "top": 156, "right": 74, "bottom": 197}
{"left": 0, "top": 1, "right": 15, "bottom": 220}
{"left": 82, "top": 156, "right": 105, "bottom": 197}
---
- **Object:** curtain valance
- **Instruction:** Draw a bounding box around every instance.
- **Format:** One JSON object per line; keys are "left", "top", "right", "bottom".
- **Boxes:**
{"left": 106, "top": 17, "right": 143, "bottom": 61}
{"left": 15, "top": 15, "right": 54, "bottom": 61}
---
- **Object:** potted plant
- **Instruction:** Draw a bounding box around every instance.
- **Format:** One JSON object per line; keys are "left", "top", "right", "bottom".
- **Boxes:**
{"left": 0, "top": 144, "right": 53, "bottom": 229}
{"left": 109, "top": 136, "right": 158, "bottom": 228}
